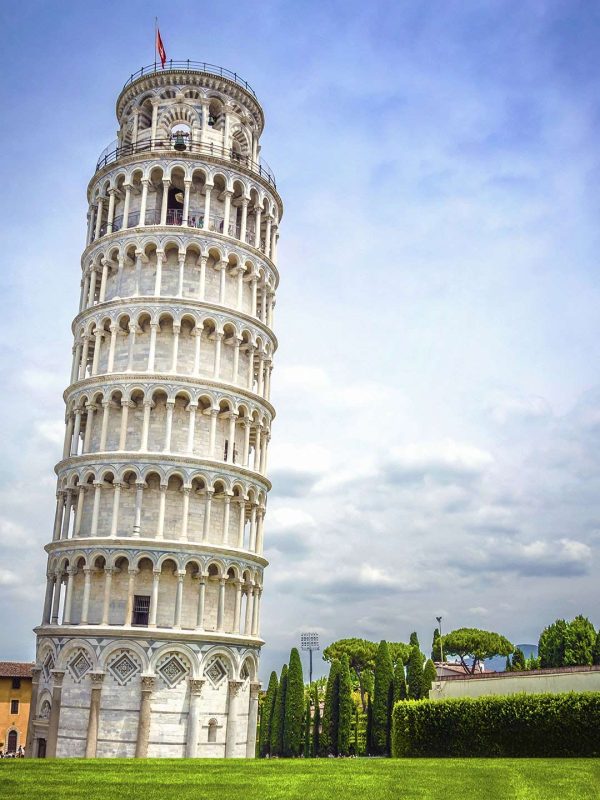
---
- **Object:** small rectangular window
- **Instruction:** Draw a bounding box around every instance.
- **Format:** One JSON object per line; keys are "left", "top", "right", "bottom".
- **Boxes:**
{"left": 132, "top": 595, "right": 150, "bottom": 627}
{"left": 224, "top": 440, "right": 229, "bottom": 460}
{"left": 11, "top": 677, "right": 21, "bottom": 690}
{"left": 10, "top": 699, "right": 19, "bottom": 714}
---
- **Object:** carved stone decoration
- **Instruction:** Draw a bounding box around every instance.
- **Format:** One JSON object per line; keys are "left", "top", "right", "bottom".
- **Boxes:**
{"left": 189, "top": 678, "right": 205, "bottom": 696}
{"left": 68, "top": 650, "right": 93, "bottom": 683}
{"left": 141, "top": 675, "right": 156, "bottom": 692}
{"left": 42, "top": 653, "right": 55, "bottom": 682}
{"left": 107, "top": 651, "right": 141, "bottom": 686}
{"left": 157, "top": 653, "right": 190, "bottom": 688}
{"left": 205, "top": 657, "right": 227, "bottom": 688}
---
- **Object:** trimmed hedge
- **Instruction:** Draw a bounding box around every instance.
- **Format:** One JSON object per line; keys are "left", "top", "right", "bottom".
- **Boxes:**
{"left": 392, "top": 692, "right": 600, "bottom": 757}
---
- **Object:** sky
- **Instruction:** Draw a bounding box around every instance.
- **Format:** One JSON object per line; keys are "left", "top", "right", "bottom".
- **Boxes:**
{"left": 1, "top": 0, "right": 600, "bottom": 682}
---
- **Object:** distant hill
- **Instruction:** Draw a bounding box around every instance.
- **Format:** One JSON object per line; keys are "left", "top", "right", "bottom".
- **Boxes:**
{"left": 485, "top": 644, "right": 538, "bottom": 672}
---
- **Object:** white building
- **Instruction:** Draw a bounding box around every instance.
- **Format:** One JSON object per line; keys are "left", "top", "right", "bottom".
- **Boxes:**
{"left": 26, "top": 60, "right": 281, "bottom": 759}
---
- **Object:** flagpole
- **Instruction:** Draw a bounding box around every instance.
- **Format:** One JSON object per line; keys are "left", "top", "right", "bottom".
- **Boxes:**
{"left": 154, "top": 17, "right": 157, "bottom": 70}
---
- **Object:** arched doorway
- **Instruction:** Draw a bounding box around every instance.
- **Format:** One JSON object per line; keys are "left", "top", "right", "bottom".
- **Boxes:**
{"left": 7, "top": 729, "right": 17, "bottom": 753}
{"left": 37, "top": 738, "right": 47, "bottom": 758}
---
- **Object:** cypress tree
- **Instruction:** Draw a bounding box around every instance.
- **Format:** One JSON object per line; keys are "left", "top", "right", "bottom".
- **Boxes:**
{"left": 393, "top": 660, "right": 407, "bottom": 703}
{"left": 259, "top": 670, "right": 278, "bottom": 757}
{"left": 406, "top": 645, "right": 425, "bottom": 699}
{"left": 270, "top": 663, "right": 287, "bottom": 756}
{"left": 304, "top": 696, "right": 311, "bottom": 757}
{"left": 421, "top": 658, "right": 437, "bottom": 697}
{"left": 372, "top": 640, "right": 394, "bottom": 755}
{"left": 409, "top": 631, "right": 420, "bottom": 648}
{"left": 512, "top": 647, "right": 526, "bottom": 671}
{"left": 283, "top": 648, "right": 304, "bottom": 757}
{"left": 338, "top": 654, "right": 353, "bottom": 756}
{"left": 321, "top": 659, "right": 340, "bottom": 755}
{"left": 365, "top": 694, "right": 373, "bottom": 755}
{"left": 431, "top": 628, "right": 442, "bottom": 661}
{"left": 312, "top": 684, "right": 320, "bottom": 757}
{"left": 354, "top": 708, "right": 359, "bottom": 755}
{"left": 505, "top": 655, "right": 512, "bottom": 672}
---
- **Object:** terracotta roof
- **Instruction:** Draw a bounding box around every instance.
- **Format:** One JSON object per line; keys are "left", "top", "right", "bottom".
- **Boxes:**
{"left": 0, "top": 662, "right": 34, "bottom": 678}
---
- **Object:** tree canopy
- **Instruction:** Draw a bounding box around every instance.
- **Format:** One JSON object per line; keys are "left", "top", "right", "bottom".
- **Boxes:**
{"left": 442, "top": 628, "right": 514, "bottom": 674}
{"left": 539, "top": 616, "right": 597, "bottom": 668}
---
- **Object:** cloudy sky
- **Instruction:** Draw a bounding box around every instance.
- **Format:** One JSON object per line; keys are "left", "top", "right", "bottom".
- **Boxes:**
{"left": 1, "top": 0, "right": 600, "bottom": 681}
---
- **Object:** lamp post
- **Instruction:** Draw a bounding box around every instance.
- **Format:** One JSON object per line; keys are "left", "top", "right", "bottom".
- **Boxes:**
{"left": 436, "top": 616, "right": 444, "bottom": 664}
{"left": 300, "top": 632, "right": 320, "bottom": 686}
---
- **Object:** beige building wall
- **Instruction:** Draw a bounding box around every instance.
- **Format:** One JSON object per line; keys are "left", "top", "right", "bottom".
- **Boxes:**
{"left": 430, "top": 665, "right": 600, "bottom": 700}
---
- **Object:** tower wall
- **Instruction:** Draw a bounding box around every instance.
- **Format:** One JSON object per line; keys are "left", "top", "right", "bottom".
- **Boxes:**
{"left": 27, "top": 63, "right": 281, "bottom": 759}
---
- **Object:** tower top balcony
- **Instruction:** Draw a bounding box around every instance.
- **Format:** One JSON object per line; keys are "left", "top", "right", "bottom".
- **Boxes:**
{"left": 116, "top": 60, "right": 265, "bottom": 137}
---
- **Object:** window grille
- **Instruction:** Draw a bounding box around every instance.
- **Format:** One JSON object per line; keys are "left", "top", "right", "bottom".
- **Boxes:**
{"left": 10, "top": 699, "right": 19, "bottom": 714}
{"left": 132, "top": 595, "right": 150, "bottom": 626}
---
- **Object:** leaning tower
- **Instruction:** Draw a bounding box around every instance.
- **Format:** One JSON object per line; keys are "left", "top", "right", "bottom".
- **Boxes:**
{"left": 26, "top": 60, "right": 280, "bottom": 759}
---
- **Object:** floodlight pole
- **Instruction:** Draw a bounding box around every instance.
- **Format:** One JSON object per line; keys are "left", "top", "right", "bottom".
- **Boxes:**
{"left": 301, "top": 632, "right": 320, "bottom": 686}
{"left": 436, "top": 615, "right": 444, "bottom": 663}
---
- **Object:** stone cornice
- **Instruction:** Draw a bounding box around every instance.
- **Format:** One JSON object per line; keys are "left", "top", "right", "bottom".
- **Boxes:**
{"left": 44, "top": 536, "right": 269, "bottom": 569}
{"left": 71, "top": 296, "right": 278, "bottom": 350}
{"left": 55, "top": 451, "right": 272, "bottom": 491}
{"left": 34, "top": 624, "right": 265, "bottom": 648}
{"left": 90, "top": 151, "right": 283, "bottom": 218}
{"left": 81, "top": 224, "right": 280, "bottom": 288}
{"left": 62, "top": 372, "right": 276, "bottom": 419}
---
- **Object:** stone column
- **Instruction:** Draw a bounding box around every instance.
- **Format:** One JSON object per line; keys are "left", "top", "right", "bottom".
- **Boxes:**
{"left": 125, "top": 568, "right": 138, "bottom": 624}
{"left": 60, "top": 490, "right": 73, "bottom": 540}
{"left": 173, "top": 571, "right": 185, "bottom": 628}
{"left": 244, "top": 585, "right": 254, "bottom": 635}
{"left": 90, "top": 482, "right": 102, "bottom": 537}
{"left": 106, "top": 188, "right": 116, "bottom": 234}
{"left": 99, "top": 261, "right": 109, "bottom": 303}
{"left": 135, "top": 676, "right": 155, "bottom": 758}
{"left": 181, "top": 488, "right": 191, "bottom": 542}
{"left": 233, "top": 579, "right": 242, "bottom": 633}
{"left": 107, "top": 324, "right": 118, "bottom": 372}
{"left": 208, "top": 410, "right": 218, "bottom": 457}
{"left": 254, "top": 206, "right": 262, "bottom": 249}
{"left": 222, "top": 495, "right": 231, "bottom": 541}
{"left": 101, "top": 567, "right": 113, "bottom": 624}
{"left": 119, "top": 400, "right": 134, "bottom": 449}
{"left": 186, "top": 679, "right": 205, "bottom": 758}
{"left": 186, "top": 404, "right": 197, "bottom": 453}
{"left": 213, "top": 332, "right": 223, "bottom": 378}
{"left": 132, "top": 481, "right": 144, "bottom": 536}
{"left": 147, "top": 323, "right": 159, "bottom": 371}
{"left": 85, "top": 672, "right": 104, "bottom": 758}
{"left": 240, "top": 198, "right": 248, "bottom": 242}
{"left": 164, "top": 400, "right": 175, "bottom": 452}
{"left": 25, "top": 667, "right": 42, "bottom": 757}
{"left": 110, "top": 482, "right": 122, "bottom": 536}
{"left": 42, "top": 575, "right": 54, "bottom": 624}
{"left": 99, "top": 400, "right": 111, "bottom": 450}
{"left": 46, "top": 670, "right": 65, "bottom": 759}
{"left": 203, "top": 185, "right": 212, "bottom": 229}
{"left": 246, "top": 682, "right": 261, "bottom": 757}
{"left": 193, "top": 327, "right": 202, "bottom": 373}
{"left": 171, "top": 324, "right": 181, "bottom": 372}
{"left": 225, "top": 680, "right": 243, "bottom": 758}
{"left": 199, "top": 256, "right": 207, "bottom": 300}
{"left": 74, "top": 485, "right": 86, "bottom": 537}
{"left": 63, "top": 567, "right": 76, "bottom": 624}
{"left": 237, "top": 499, "right": 246, "bottom": 548}
{"left": 94, "top": 197, "right": 104, "bottom": 240}
{"left": 154, "top": 250, "right": 164, "bottom": 295}
{"left": 251, "top": 587, "right": 261, "bottom": 636}
{"left": 139, "top": 178, "right": 149, "bottom": 226}
{"left": 160, "top": 180, "right": 170, "bottom": 225}
{"left": 182, "top": 180, "right": 192, "bottom": 226}
{"left": 80, "top": 567, "right": 93, "bottom": 624}
{"left": 139, "top": 400, "right": 152, "bottom": 451}
{"left": 227, "top": 414, "right": 236, "bottom": 463}
{"left": 157, "top": 485, "right": 167, "bottom": 538}
{"left": 149, "top": 570, "right": 160, "bottom": 627}
{"left": 195, "top": 576, "right": 206, "bottom": 629}
{"left": 177, "top": 255, "right": 186, "bottom": 297}
{"left": 50, "top": 572, "right": 62, "bottom": 624}
{"left": 202, "top": 490, "right": 213, "bottom": 540}
{"left": 232, "top": 337, "right": 241, "bottom": 382}
{"left": 216, "top": 577, "right": 226, "bottom": 632}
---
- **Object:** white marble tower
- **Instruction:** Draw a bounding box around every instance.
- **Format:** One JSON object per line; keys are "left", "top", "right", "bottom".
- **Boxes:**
{"left": 27, "top": 60, "right": 281, "bottom": 759}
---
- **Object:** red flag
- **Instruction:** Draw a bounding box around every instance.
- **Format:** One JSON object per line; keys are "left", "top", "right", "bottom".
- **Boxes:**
{"left": 156, "top": 27, "right": 166, "bottom": 68}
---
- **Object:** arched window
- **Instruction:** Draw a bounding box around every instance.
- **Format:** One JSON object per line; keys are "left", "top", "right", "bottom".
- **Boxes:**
{"left": 7, "top": 730, "right": 18, "bottom": 752}
{"left": 208, "top": 718, "right": 217, "bottom": 743}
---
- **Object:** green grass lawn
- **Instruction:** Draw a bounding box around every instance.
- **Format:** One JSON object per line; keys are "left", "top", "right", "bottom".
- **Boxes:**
{"left": 1, "top": 758, "right": 599, "bottom": 800}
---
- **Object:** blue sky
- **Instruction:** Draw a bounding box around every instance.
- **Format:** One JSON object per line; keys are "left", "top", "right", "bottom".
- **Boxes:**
{"left": 1, "top": 1, "right": 600, "bottom": 680}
